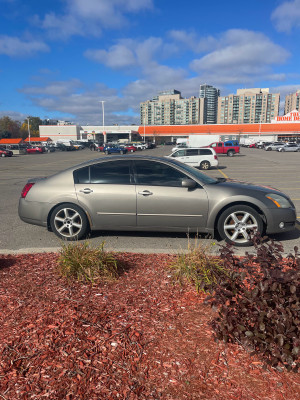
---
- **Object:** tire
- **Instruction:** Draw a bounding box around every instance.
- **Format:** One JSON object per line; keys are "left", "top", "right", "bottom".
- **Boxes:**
{"left": 200, "top": 160, "right": 211, "bottom": 170}
{"left": 267, "top": 147, "right": 272, "bottom": 151}
{"left": 120, "top": 150, "right": 124, "bottom": 154}
{"left": 50, "top": 203, "right": 89, "bottom": 241}
{"left": 1, "top": 153, "right": 6, "bottom": 157}
{"left": 105, "top": 150, "right": 109, "bottom": 155}
{"left": 227, "top": 150, "right": 234, "bottom": 157}
{"left": 217, "top": 205, "right": 264, "bottom": 247}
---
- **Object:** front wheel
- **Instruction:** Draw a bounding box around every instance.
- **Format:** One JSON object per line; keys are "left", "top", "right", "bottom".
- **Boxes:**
{"left": 217, "top": 205, "right": 264, "bottom": 247}
{"left": 227, "top": 150, "right": 234, "bottom": 157}
{"left": 105, "top": 150, "right": 109, "bottom": 155}
{"left": 120, "top": 150, "right": 124, "bottom": 154}
{"left": 1, "top": 153, "right": 6, "bottom": 157}
{"left": 50, "top": 203, "right": 89, "bottom": 240}
{"left": 200, "top": 160, "right": 211, "bottom": 170}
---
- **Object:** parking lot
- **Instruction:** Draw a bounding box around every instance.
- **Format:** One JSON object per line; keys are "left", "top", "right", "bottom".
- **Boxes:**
{"left": 0, "top": 145, "right": 299, "bottom": 255}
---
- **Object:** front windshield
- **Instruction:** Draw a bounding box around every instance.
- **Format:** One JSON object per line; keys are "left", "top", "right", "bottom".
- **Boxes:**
{"left": 167, "top": 158, "right": 218, "bottom": 185}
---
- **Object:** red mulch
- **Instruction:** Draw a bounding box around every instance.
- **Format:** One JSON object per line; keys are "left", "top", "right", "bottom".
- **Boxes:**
{"left": 0, "top": 253, "right": 299, "bottom": 400}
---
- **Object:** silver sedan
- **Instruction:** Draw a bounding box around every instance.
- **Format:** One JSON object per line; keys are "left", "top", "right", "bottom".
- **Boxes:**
{"left": 277, "top": 143, "right": 300, "bottom": 152}
{"left": 18, "top": 155, "right": 297, "bottom": 247}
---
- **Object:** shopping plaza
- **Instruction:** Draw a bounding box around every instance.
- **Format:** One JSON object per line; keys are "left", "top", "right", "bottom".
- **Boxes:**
{"left": 37, "top": 109, "right": 300, "bottom": 144}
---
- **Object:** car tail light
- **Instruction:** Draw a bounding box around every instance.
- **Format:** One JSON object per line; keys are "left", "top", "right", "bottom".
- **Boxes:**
{"left": 214, "top": 155, "right": 218, "bottom": 160}
{"left": 21, "top": 183, "right": 35, "bottom": 198}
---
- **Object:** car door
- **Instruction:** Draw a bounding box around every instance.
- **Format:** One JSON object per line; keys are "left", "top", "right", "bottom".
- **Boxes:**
{"left": 74, "top": 159, "right": 136, "bottom": 229}
{"left": 184, "top": 149, "right": 200, "bottom": 166}
{"left": 133, "top": 160, "right": 209, "bottom": 231}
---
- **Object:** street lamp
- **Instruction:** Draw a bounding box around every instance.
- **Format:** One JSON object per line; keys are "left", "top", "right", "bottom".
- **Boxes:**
{"left": 27, "top": 117, "right": 31, "bottom": 143}
{"left": 99, "top": 101, "right": 106, "bottom": 142}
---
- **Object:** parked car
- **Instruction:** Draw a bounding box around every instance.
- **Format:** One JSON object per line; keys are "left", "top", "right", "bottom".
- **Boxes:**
{"left": 122, "top": 144, "right": 137, "bottom": 152}
{"left": 134, "top": 142, "right": 147, "bottom": 150}
{"left": 72, "top": 141, "right": 85, "bottom": 150}
{"left": 264, "top": 142, "right": 285, "bottom": 151}
{"left": 44, "top": 145, "right": 56, "bottom": 153}
{"left": 146, "top": 142, "right": 156, "bottom": 149}
{"left": 167, "top": 147, "right": 218, "bottom": 170}
{"left": 103, "top": 144, "right": 128, "bottom": 154}
{"left": 277, "top": 143, "right": 300, "bottom": 152}
{"left": 206, "top": 142, "right": 240, "bottom": 157}
{"left": 26, "top": 146, "right": 45, "bottom": 154}
{"left": 18, "top": 155, "right": 296, "bottom": 247}
{"left": 249, "top": 143, "right": 257, "bottom": 148}
{"left": 0, "top": 146, "right": 13, "bottom": 157}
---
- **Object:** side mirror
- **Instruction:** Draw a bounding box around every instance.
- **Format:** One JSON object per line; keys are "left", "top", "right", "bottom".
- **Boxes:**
{"left": 182, "top": 178, "right": 196, "bottom": 189}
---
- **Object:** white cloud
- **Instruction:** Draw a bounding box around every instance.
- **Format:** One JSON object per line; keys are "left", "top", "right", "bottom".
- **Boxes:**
{"left": 21, "top": 79, "right": 83, "bottom": 96}
{"left": 85, "top": 45, "right": 136, "bottom": 68}
{"left": 0, "top": 35, "right": 49, "bottom": 57}
{"left": 85, "top": 37, "right": 178, "bottom": 71}
{"left": 39, "top": 0, "right": 154, "bottom": 39}
{"left": 168, "top": 30, "right": 217, "bottom": 53}
{"left": 271, "top": 0, "right": 300, "bottom": 32}
{"left": 190, "top": 30, "right": 289, "bottom": 83}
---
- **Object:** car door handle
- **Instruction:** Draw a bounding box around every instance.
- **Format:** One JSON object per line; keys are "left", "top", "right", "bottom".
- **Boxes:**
{"left": 138, "top": 190, "right": 153, "bottom": 196}
{"left": 79, "top": 188, "right": 93, "bottom": 194}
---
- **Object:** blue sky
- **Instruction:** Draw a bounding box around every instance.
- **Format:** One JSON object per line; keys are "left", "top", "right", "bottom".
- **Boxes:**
{"left": 1, "top": 0, "right": 300, "bottom": 125}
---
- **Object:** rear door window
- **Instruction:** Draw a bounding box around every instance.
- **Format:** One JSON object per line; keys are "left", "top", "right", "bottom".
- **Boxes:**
{"left": 74, "top": 160, "right": 132, "bottom": 184}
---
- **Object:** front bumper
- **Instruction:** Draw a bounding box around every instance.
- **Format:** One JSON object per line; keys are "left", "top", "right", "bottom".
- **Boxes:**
{"left": 265, "top": 207, "right": 297, "bottom": 234}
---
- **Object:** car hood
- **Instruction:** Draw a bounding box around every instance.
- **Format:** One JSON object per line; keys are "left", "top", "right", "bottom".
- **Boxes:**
{"left": 213, "top": 178, "right": 284, "bottom": 195}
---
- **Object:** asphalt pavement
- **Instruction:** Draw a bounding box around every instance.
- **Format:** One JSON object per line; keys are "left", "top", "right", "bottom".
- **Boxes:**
{"left": 0, "top": 145, "right": 299, "bottom": 256}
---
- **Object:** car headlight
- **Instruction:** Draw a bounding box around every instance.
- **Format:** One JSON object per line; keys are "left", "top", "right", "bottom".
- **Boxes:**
{"left": 266, "top": 193, "right": 291, "bottom": 208}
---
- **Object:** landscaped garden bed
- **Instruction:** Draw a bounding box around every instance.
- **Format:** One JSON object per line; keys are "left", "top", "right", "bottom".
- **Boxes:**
{"left": 0, "top": 241, "right": 299, "bottom": 399}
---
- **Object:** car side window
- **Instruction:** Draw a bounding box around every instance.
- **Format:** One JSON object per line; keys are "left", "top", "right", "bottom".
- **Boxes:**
{"left": 199, "top": 149, "right": 212, "bottom": 155}
{"left": 172, "top": 150, "right": 185, "bottom": 157}
{"left": 134, "top": 160, "right": 188, "bottom": 187}
{"left": 74, "top": 161, "right": 132, "bottom": 184}
{"left": 186, "top": 149, "right": 198, "bottom": 156}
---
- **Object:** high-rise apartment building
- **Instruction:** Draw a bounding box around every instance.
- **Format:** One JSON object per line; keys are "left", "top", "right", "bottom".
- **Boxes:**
{"left": 284, "top": 90, "right": 300, "bottom": 114}
{"left": 140, "top": 90, "right": 205, "bottom": 125}
{"left": 217, "top": 88, "right": 280, "bottom": 124}
{"left": 199, "top": 84, "right": 220, "bottom": 124}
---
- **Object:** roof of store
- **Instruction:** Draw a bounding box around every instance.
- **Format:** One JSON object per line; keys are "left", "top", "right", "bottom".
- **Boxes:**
{"left": 137, "top": 123, "right": 300, "bottom": 136}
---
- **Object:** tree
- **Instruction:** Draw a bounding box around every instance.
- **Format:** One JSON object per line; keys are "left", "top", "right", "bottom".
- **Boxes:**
{"left": 0, "top": 116, "right": 21, "bottom": 138}
{"left": 20, "top": 116, "right": 42, "bottom": 139}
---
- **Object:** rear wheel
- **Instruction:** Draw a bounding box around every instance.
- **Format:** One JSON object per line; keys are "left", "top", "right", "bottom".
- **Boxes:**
{"left": 120, "top": 150, "right": 124, "bottom": 154}
{"left": 227, "top": 150, "right": 234, "bottom": 157}
{"left": 50, "top": 203, "right": 89, "bottom": 240}
{"left": 217, "top": 205, "right": 264, "bottom": 247}
{"left": 200, "top": 160, "right": 211, "bottom": 170}
{"left": 105, "top": 150, "right": 109, "bottom": 155}
{"left": 1, "top": 153, "right": 6, "bottom": 157}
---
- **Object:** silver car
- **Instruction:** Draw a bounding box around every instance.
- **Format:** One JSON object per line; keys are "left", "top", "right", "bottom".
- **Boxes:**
{"left": 277, "top": 143, "right": 300, "bottom": 152}
{"left": 264, "top": 142, "right": 285, "bottom": 151}
{"left": 18, "top": 155, "right": 296, "bottom": 247}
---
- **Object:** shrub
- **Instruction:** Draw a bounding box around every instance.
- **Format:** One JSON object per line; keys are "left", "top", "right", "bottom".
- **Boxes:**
{"left": 170, "top": 240, "right": 229, "bottom": 293}
{"left": 211, "top": 237, "right": 300, "bottom": 372}
{"left": 57, "top": 241, "right": 119, "bottom": 282}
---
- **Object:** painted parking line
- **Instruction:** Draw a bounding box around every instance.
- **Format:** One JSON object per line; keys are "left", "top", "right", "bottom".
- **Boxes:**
{"left": 217, "top": 169, "right": 229, "bottom": 179}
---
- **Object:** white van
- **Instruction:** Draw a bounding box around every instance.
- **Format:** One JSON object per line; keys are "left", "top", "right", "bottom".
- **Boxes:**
{"left": 167, "top": 147, "right": 219, "bottom": 170}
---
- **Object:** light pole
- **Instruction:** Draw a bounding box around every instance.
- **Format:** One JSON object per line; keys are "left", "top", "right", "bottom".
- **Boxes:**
{"left": 99, "top": 101, "right": 105, "bottom": 143}
{"left": 143, "top": 112, "right": 146, "bottom": 143}
{"left": 27, "top": 117, "right": 31, "bottom": 143}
